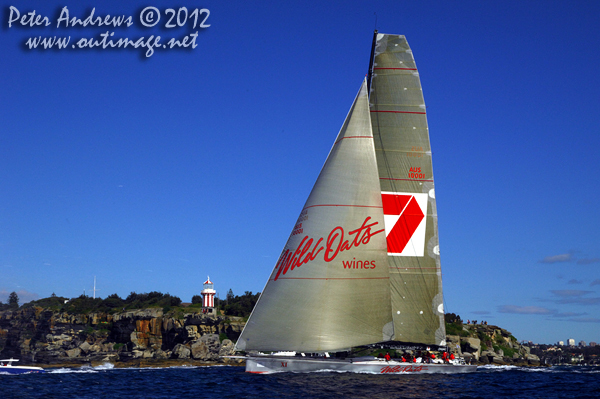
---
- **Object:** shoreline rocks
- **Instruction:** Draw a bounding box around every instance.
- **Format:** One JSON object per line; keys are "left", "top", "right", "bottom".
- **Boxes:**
{"left": 446, "top": 323, "right": 541, "bottom": 366}
{"left": 0, "top": 307, "right": 244, "bottom": 366}
{"left": 1, "top": 307, "right": 543, "bottom": 368}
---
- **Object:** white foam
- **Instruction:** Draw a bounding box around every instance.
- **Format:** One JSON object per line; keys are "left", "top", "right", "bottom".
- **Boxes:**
{"left": 93, "top": 362, "right": 115, "bottom": 370}
{"left": 49, "top": 366, "right": 98, "bottom": 374}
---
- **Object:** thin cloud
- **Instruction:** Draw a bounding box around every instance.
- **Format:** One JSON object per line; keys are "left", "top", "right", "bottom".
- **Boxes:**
{"left": 557, "top": 297, "right": 600, "bottom": 305}
{"left": 568, "top": 317, "right": 600, "bottom": 323}
{"left": 541, "top": 253, "right": 599, "bottom": 265}
{"left": 567, "top": 279, "right": 582, "bottom": 285}
{"left": 552, "top": 312, "right": 587, "bottom": 318}
{"left": 498, "top": 305, "right": 555, "bottom": 315}
{"left": 577, "top": 258, "right": 600, "bottom": 265}
{"left": 548, "top": 290, "right": 600, "bottom": 305}
{"left": 540, "top": 253, "right": 573, "bottom": 264}
{"left": 591, "top": 279, "right": 600, "bottom": 287}
{"left": 550, "top": 290, "right": 593, "bottom": 297}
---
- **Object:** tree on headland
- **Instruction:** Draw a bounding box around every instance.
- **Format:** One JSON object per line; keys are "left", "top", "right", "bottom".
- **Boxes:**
{"left": 445, "top": 313, "right": 469, "bottom": 337}
{"left": 219, "top": 289, "right": 260, "bottom": 317}
{"left": 445, "top": 313, "right": 462, "bottom": 324}
{"left": 102, "top": 293, "right": 125, "bottom": 309}
{"left": 8, "top": 291, "right": 19, "bottom": 309}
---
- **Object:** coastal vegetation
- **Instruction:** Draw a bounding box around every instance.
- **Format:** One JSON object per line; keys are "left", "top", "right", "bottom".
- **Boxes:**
{"left": 445, "top": 313, "right": 520, "bottom": 361}
{"left": 444, "top": 313, "right": 469, "bottom": 337}
{"left": 15, "top": 289, "right": 260, "bottom": 317}
{"left": 0, "top": 291, "right": 20, "bottom": 311}
{"left": 7, "top": 289, "right": 260, "bottom": 317}
{"left": 20, "top": 292, "right": 183, "bottom": 314}
{"left": 218, "top": 290, "right": 260, "bottom": 318}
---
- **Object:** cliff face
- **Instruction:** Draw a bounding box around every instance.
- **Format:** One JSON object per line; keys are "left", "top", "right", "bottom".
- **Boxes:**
{"left": 446, "top": 323, "right": 540, "bottom": 366}
{"left": 0, "top": 307, "right": 244, "bottom": 365}
{"left": 1, "top": 308, "right": 540, "bottom": 367}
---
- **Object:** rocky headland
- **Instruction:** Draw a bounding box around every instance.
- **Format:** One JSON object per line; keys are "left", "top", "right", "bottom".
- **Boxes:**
{"left": 445, "top": 322, "right": 540, "bottom": 366}
{"left": 0, "top": 304, "right": 541, "bottom": 368}
{"left": 0, "top": 306, "right": 244, "bottom": 368}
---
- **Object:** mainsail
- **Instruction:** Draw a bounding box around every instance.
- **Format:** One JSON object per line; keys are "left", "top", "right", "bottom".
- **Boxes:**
{"left": 369, "top": 33, "right": 446, "bottom": 346}
{"left": 236, "top": 80, "right": 393, "bottom": 352}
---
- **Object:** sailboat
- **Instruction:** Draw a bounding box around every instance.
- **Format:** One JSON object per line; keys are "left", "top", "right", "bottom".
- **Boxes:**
{"left": 234, "top": 32, "right": 476, "bottom": 374}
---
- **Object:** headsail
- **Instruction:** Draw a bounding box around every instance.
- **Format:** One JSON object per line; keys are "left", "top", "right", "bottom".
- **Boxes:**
{"left": 236, "top": 80, "right": 392, "bottom": 352}
{"left": 369, "top": 33, "right": 446, "bottom": 346}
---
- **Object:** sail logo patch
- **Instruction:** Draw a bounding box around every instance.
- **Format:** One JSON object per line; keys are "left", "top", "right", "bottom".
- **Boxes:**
{"left": 381, "top": 192, "right": 428, "bottom": 257}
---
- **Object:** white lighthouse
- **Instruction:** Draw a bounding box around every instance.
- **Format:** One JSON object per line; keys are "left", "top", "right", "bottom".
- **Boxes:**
{"left": 201, "top": 276, "right": 216, "bottom": 312}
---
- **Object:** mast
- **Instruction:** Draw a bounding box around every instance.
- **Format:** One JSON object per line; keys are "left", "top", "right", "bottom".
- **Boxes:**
{"left": 366, "top": 30, "right": 378, "bottom": 94}
{"left": 92, "top": 276, "right": 100, "bottom": 299}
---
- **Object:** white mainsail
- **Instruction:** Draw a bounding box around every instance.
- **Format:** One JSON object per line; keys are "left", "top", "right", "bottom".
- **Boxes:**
{"left": 369, "top": 33, "right": 446, "bottom": 346}
{"left": 237, "top": 80, "right": 393, "bottom": 352}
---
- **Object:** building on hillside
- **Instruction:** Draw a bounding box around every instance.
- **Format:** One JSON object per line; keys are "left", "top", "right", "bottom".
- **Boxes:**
{"left": 567, "top": 338, "right": 575, "bottom": 346}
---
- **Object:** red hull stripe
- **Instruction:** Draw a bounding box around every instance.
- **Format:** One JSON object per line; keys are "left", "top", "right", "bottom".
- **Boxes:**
{"left": 370, "top": 110, "right": 426, "bottom": 115}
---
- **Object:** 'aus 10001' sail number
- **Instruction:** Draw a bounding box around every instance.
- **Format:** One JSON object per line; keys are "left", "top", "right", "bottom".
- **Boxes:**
{"left": 273, "top": 217, "right": 384, "bottom": 281}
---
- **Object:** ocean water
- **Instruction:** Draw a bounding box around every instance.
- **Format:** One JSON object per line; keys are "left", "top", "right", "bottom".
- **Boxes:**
{"left": 1, "top": 364, "right": 599, "bottom": 399}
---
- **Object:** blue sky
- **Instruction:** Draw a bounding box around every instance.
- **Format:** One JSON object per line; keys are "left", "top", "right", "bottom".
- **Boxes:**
{"left": 1, "top": 0, "right": 599, "bottom": 345}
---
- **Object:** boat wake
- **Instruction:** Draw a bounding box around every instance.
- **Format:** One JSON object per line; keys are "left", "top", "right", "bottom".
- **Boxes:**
{"left": 49, "top": 362, "right": 115, "bottom": 374}
{"left": 477, "top": 364, "right": 519, "bottom": 372}
{"left": 478, "top": 364, "right": 600, "bottom": 374}
{"left": 46, "top": 363, "right": 233, "bottom": 373}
